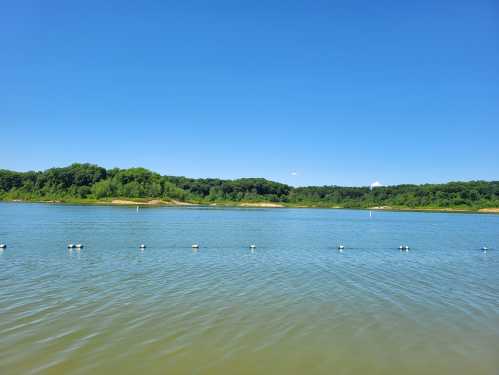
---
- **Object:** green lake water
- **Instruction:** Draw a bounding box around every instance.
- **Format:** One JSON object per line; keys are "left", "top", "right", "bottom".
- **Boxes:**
{"left": 0, "top": 202, "right": 498, "bottom": 374}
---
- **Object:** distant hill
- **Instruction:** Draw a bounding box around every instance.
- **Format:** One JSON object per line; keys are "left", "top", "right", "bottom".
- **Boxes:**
{"left": 1, "top": 163, "right": 498, "bottom": 211}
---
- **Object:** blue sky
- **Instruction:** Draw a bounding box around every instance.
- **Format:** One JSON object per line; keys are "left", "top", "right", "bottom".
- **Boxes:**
{"left": 1, "top": 0, "right": 498, "bottom": 186}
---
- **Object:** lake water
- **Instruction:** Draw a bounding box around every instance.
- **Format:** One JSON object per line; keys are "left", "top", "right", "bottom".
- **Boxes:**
{"left": 0, "top": 202, "right": 498, "bottom": 374}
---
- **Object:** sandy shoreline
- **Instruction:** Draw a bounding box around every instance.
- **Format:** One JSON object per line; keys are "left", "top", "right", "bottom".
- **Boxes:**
{"left": 239, "top": 202, "right": 284, "bottom": 208}
{"left": 478, "top": 208, "right": 499, "bottom": 213}
{"left": 109, "top": 199, "right": 196, "bottom": 206}
{"left": 2, "top": 199, "right": 499, "bottom": 214}
{"left": 110, "top": 200, "right": 284, "bottom": 208}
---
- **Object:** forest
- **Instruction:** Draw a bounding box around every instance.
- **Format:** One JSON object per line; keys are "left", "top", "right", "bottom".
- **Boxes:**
{"left": 1, "top": 163, "right": 498, "bottom": 210}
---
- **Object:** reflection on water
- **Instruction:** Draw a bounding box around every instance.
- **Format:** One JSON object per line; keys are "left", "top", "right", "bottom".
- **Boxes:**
{"left": 0, "top": 203, "right": 498, "bottom": 374}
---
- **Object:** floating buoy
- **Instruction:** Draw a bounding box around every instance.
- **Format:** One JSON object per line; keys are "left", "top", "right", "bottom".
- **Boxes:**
{"left": 0, "top": 244, "right": 6, "bottom": 249}
{"left": 75, "top": 244, "right": 83, "bottom": 249}
{"left": 67, "top": 243, "right": 75, "bottom": 249}
{"left": 481, "top": 246, "right": 488, "bottom": 252}
{"left": 250, "top": 244, "right": 256, "bottom": 249}
{"left": 139, "top": 244, "right": 146, "bottom": 249}
{"left": 399, "top": 245, "right": 409, "bottom": 251}
{"left": 337, "top": 245, "right": 345, "bottom": 250}
{"left": 192, "top": 244, "right": 199, "bottom": 249}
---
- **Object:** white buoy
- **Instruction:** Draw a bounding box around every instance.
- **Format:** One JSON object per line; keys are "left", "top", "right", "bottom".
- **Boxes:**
{"left": 337, "top": 245, "right": 345, "bottom": 250}
{"left": 192, "top": 244, "right": 199, "bottom": 249}
{"left": 67, "top": 243, "right": 75, "bottom": 249}
{"left": 482, "top": 246, "right": 488, "bottom": 252}
{"left": 75, "top": 244, "right": 83, "bottom": 249}
{"left": 250, "top": 244, "right": 256, "bottom": 249}
{"left": 0, "top": 244, "right": 6, "bottom": 249}
{"left": 399, "top": 245, "right": 409, "bottom": 251}
{"left": 140, "top": 244, "right": 146, "bottom": 249}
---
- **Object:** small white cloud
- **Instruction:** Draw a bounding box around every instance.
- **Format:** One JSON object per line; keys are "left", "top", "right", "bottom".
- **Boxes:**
{"left": 291, "top": 171, "right": 298, "bottom": 176}
{"left": 370, "top": 181, "right": 383, "bottom": 190}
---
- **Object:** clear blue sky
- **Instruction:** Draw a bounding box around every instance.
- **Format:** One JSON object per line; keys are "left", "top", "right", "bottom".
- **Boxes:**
{"left": 1, "top": 0, "right": 498, "bottom": 186}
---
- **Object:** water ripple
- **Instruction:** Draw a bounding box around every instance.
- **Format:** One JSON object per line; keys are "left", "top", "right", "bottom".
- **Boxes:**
{"left": 0, "top": 203, "right": 498, "bottom": 374}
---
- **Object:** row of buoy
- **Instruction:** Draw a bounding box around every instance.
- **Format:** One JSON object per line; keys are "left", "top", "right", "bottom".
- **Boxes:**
{"left": 68, "top": 243, "right": 413, "bottom": 251}
{"left": 67, "top": 243, "right": 254, "bottom": 250}
{"left": 0, "top": 243, "right": 492, "bottom": 252}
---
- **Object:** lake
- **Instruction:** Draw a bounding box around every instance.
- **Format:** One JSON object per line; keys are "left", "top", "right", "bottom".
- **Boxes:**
{"left": 0, "top": 202, "right": 498, "bottom": 374}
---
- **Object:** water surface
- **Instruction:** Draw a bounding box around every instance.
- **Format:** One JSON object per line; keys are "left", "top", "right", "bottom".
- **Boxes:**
{"left": 0, "top": 203, "right": 498, "bottom": 374}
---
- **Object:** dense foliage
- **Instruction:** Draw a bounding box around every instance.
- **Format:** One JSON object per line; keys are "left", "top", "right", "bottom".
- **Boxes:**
{"left": 0, "top": 164, "right": 289, "bottom": 203}
{"left": 289, "top": 182, "right": 499, "bottom": 209}
{"left": 1, "top": 163, "right": 498, "bottom": 210}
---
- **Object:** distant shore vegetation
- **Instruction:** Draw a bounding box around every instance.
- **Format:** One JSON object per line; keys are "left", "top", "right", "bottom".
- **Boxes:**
{"left": 0, "top": 163, "right": 498, "bottom": 211}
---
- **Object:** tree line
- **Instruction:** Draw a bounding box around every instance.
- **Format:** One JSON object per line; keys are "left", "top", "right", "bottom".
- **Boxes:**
{"left": 0, "top": 163, "right": 498, "bottom": 209}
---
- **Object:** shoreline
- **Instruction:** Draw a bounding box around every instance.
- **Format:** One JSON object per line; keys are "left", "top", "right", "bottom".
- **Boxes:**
{"left": 2, "top": 198, "right": 499, "bottom": 214}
